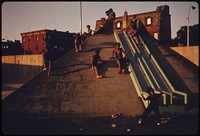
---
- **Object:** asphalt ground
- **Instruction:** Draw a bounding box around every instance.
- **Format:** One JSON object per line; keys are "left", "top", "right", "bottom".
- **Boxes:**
{"left": 2, "top": 114, "right": 198, "bottom": 135}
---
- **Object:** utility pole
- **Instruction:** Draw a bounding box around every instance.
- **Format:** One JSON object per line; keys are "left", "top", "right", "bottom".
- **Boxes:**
{"left": 80, "top": 1, "right": 83, "bottom": 34}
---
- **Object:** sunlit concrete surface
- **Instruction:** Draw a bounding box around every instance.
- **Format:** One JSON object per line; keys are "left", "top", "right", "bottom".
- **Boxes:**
{"left": 2, "top": 34, "right": 199, "bottom": 135}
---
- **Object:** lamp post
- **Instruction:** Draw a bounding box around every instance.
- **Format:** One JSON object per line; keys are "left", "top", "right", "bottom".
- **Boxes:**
{"left": 186, "top": 6, "right": 196, "bottom": 47}
{"left": 80, "top": 1, "right": 83, "bottom": 35}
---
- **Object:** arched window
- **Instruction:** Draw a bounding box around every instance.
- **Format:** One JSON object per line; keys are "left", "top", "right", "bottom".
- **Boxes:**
{"left": 116, "top": 21, "right": 122, "bottom": 29}
{"left": 146, "top": 17, "right": 153, "bottom": 26}
{"left": 153, "top": 32, "right": 158, "bottom": 40}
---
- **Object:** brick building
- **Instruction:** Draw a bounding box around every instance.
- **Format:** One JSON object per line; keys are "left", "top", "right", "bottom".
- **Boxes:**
{"left": 2, "top": 40, "right": 24, "bottom": 55}
{"left": 95, "top": 5, "right": 171, "bottom": 44}
{"left": 20, "top": 29, "right": 75, "bottom": 54}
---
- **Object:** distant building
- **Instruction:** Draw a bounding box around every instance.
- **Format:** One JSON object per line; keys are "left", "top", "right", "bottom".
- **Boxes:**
{"left": 20, "top": 29, "right": 74, "bottom": 54}
{"left": 2, "top": 40, "right": 24, "bottom": 55}
{"left": 95, "top": 5, "right": 171, "bottom": 45}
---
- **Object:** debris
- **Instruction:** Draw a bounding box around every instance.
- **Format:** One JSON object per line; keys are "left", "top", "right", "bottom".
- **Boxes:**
{"left": 111, "top": 113, "right": 124, "bottom": 118}
{"left": 111, "top": 123, "right": 116, "bottom": 128}
{"left": 126, "top": 128, "right": 131, "bottom": 132}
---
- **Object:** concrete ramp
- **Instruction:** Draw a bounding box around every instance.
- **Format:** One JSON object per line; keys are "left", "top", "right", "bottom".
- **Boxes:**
{"left": 2, "top": 34, "right": 144, "bottom": 119}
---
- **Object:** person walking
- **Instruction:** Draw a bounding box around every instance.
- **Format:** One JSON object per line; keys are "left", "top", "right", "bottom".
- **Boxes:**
{"left": 127, "top": 15, "right": 141, "bottom": 46}
{"left": 74, "top": 33, "right": 82, "bottom": 53}
{"left": 138, "top": 87, "right": 163, "bottom": 126}
{"left": 43, "top": 47, "right": 53, "bottom": 75}
{"left": 91, "top": 49, "right": 103, "bottom": 79}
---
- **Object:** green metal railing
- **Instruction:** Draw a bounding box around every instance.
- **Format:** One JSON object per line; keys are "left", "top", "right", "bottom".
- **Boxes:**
{"left": 114, "top": 30, "right": 188, "bottom": 108}
{"left": 123, "top": 31, "right": 170, "bottom": 106}
{"left": 138, "top": 35, "right": 188, "bottom": 104}
{"left": 114, "top": 31, "right": 149, "bottom": 108}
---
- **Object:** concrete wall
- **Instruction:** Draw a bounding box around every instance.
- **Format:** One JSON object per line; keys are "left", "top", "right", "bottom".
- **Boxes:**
{"left": 2, "top": 54, "right": 44, "bottom": 85}
{"left": 170, "top": 46, "right": 199, "bottom": 66}
{"left": 2, "top": 54, "right": 44, "bottom": 66}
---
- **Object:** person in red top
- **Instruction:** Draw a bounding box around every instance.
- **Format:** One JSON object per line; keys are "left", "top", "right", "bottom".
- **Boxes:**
{"left": 138, "top": 87, "right": 163, "bottom": 126}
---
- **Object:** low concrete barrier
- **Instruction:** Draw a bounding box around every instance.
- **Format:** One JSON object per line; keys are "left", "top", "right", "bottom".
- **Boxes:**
{"left": 170, "top": 46, "right": 199, "bottom": 66}
{"left": 2, "top": 54, "right": 44, "bottom": 66}
{"left": 2, "top": 55, "right": 44, "bottom": 90}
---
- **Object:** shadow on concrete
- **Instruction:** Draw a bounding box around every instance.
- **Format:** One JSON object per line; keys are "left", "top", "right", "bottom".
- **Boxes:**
{"left": 52, "top": 63, "right": 91, "bottom": 76}
{"left": 159, "top": 46, "right": 199, "bottom": 111}
{"left": 53, "top": 63, "right": 91, "bottom": 70}
{"left": 98, "top": 59, "right": 117, "bottom": 78}
{"left": 2, "top": 115, "right": 198, "bottom": 135}
{"left": 100, "top": 42, "right": 116, "bottom": 45}
{"left": 163, "top": 47, "right": 198, "bottom": 75}
{"left": 2, "top": 63, "right": 42, "bottom": 84}
{"left": 84, "top": 46, "right": 113, "bottom": 52}
{"left": 2, "top": 84, "right": 17, "bottom": 92}
{"left": 185, "top": 93, "right": 199, "bottom": 111}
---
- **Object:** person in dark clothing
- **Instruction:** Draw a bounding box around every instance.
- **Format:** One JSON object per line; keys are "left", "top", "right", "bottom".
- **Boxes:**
{"left": 138, "top": 87, "right": 163, "bottom": 126}
{"left": 82, "top": 25, "right": 95, "bottom": 40}
{"left": 95, "top": 8, "right": 116, "bottom": 34}
{"left": 91, "top": 49, "right": 103, "bottom": 79}
{"left": 110, "top": 43, "right": 129, "bottom": 74}
{"left": 74, "top": 33, "right": 82, "bottom": 53}
{"left": 127, "top": 15, "right": 141, "bottom": 45}
{"left": 42, "top": 47, "right": 48, "bottom": 71}
{"left": 43, "top": 47, "right": 53, "bottom": 75}
{"left": 108, "top": 8, "right": 116, "bottom": 21}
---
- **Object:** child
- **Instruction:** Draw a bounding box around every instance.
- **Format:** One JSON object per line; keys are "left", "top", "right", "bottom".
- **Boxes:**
{"left": 74, "top": 33, "right": 82, "bottom": 53}
{"left": 91, "top": 49, "right": 103, "bottom": 79}
{"left": 83, "top": 25, "right": 95, "bottom": 38}
{"left": 43, "top": 47, "right": 53, "bottom": 75}
{"left": 138, "top": 87, "right": 163, "bottom": 126}
{"left": 110, "top": 43, "right": 129, "bottom": 74}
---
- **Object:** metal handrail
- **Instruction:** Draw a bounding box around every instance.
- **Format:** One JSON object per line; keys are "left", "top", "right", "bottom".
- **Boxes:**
{"left": 122, "top": 32, "right": 156, "bottom": 89}
{"left": 124, "top": 31, "right": 160, "bottom": 89}
{"left": 114, "top": 31, "right": 149, "bottom": 108}
{"left": 123, "top": 31, "right": 170, "bottom": 105}
{"left": 138, "top": 35, "right": 188, "bottom": 104}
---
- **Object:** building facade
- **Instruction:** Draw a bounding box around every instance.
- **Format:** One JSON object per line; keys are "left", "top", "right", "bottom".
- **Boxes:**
{"left": 95, "top": 5, "right": 171, "bottom": 44}
{"left": 2, "top": 40, "right": 24, "bottom": 56}
{"left": 20, "top": 29, "right": 75, "bottom": 54}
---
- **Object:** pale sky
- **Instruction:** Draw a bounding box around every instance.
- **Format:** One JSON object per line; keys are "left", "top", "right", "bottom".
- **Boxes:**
{"left": 1, "top": 1, "right": 199, "bottom": 42}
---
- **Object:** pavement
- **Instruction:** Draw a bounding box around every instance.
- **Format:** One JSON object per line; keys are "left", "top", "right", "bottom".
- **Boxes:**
{"left": 2, "top": 34, "right": 199, "bottom": 135}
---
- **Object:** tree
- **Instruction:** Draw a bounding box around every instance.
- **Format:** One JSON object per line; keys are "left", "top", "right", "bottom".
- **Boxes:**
{"left": 175, "top": 24, "right": 199, "bottom": 46}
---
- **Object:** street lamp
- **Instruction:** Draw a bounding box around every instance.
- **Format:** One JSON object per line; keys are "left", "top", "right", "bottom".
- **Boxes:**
{"left": 80, "top": 1, "right": 83, "bottom": 35}
{"left": 186, "top": 6, "right": 196, "bottom": 47}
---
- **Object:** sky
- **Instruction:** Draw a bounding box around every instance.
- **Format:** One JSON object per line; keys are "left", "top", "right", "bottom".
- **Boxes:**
{"left": 1, "top": 1, "right": 199, "bottom": 42}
